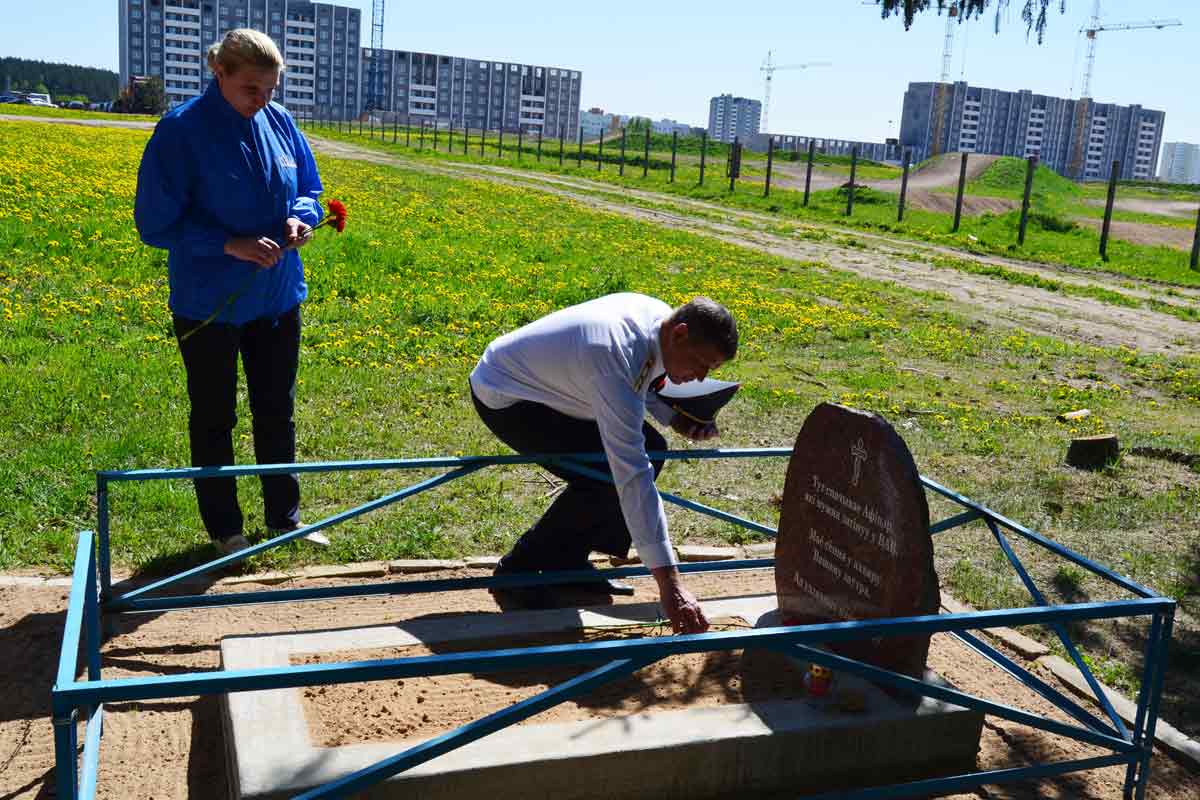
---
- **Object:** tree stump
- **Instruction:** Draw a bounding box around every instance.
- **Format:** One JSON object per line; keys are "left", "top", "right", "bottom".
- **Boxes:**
{"left": 1066, "top": 434, "right": 1120, "bottom": 470}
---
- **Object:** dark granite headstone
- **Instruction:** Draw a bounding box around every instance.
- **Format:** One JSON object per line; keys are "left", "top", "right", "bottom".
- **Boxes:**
{"left": 775, "top": 402, "right": 939, "bottom": 680}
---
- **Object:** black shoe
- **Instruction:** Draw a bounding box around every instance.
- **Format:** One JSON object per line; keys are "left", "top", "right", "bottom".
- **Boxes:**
{"left": 559, "top": 561, "right": 636, "bottom": 597}
{"left": 489, "top": 559, "right": 554, "bottom": 611}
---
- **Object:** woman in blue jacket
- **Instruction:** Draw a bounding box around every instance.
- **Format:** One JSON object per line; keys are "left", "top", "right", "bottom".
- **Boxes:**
{"left": 135, "top": 29, "right": 327, "bottom": 555}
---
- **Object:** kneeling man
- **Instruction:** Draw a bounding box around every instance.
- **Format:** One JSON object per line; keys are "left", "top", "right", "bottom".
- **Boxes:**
{"left": 469, "top": 293, "right": 738, "bottom": 635}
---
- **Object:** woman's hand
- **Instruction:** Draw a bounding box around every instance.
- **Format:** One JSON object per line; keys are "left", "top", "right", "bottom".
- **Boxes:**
{"left": 224, "top": 236, "right": 282, "bottom": 268}
{"left": 283, "top": 217, "right": 314, "bottom": 250}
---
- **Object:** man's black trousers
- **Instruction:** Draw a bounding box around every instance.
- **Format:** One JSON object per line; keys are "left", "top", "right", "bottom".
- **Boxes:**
{"left": 471, "top": 387, "right": 666, "bottom": 571}
{"left": 174, "top": 306, "right": 302, "bottom": 540}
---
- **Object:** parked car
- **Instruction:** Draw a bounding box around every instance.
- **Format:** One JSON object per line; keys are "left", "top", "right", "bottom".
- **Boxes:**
{"left": 0, "top": 95, "right": 18, "bottom": 104}
{"left": 66, "top": 101, "right": 85, "bottom": 110}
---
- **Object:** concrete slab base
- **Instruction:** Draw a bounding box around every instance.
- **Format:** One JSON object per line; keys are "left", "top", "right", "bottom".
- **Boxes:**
{"left": 221, "top": 596, "right": 983, "bottom": 800}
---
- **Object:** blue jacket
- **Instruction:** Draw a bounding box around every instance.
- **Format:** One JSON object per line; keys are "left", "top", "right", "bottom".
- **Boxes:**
{"left": 135, "top": 80, "right": 323, "bottom": 325}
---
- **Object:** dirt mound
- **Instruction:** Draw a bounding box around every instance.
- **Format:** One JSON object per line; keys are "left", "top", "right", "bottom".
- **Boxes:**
{"left": 903, "top": 188, "right": 1018, "bottom": 216}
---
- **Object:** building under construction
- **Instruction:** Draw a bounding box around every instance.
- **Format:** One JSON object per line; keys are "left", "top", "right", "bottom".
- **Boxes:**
{"left": 898, "top": 81, "right": 1164, "bottom": 181}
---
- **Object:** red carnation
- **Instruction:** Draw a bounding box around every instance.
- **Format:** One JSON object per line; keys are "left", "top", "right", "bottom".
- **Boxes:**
{"left": 326, "top": 199, "right": 348, "bottom": 233}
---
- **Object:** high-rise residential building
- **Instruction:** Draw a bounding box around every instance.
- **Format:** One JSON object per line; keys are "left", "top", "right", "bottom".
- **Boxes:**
{"left": 708, "top": 95, "right": 761, "bottom": 144}
{"left": 116, "top": 0, "right": 581, "bottom": 133}
{"left": 118, "top": 0, "right": 361, "bottom": 112}
{"left": 899, "top": 81, "right": 1164, "bottom": 181}
{"left": 363, "top": 50, "right": 580, "bottom": 137}
{"left": 1159, "top": 142, "right": 1200, "bottom": 184}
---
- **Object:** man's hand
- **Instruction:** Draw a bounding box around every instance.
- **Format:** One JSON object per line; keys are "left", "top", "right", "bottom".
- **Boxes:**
{"left": 224, "top": 235, "right": 282, "bottom": 268}
{"left": 283, "top": 217, "right": 313, "bottom": 250}
{"left": 670, "top": 414, "right": 719, "bottom": 442}
{"left": 652, "top": 565, "right": 710, "bottom": 634}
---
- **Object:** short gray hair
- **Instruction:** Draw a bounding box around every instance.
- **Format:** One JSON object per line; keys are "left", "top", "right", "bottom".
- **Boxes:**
{"left": 668, "top": 296, "right": 738, "bottom": 360}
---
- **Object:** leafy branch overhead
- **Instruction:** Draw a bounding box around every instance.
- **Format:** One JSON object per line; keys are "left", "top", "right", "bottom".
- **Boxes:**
{"left": 875, "top": 0, "right": 1066, "bottom": 44}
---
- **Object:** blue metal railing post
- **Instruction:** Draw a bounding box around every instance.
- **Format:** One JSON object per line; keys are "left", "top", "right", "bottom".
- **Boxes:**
{"left": 1132, "top": 608, "right": 1175, "bottom": 800}
{"left": 52, "top": 706, "right": 79, "bottom": 800}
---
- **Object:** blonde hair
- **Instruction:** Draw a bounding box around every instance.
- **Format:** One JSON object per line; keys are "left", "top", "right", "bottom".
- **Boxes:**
{"left": 207, "top": 28, "right": 284, "bottom": 75}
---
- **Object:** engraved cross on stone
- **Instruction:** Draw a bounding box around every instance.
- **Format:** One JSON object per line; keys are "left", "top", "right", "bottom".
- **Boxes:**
{"left": 850, "top": 437, "right": 868, "bottom": 487}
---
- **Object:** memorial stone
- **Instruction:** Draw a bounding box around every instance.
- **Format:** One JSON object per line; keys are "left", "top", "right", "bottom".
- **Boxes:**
{"left": 776, "top": 402, "right": 939, "bottom": 680}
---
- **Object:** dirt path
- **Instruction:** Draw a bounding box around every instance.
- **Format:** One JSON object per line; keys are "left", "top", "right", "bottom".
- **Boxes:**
{"left": 311, "top": 137, "right": 1200, "bottom": 355}
{"left": 0, "top": 113, "right": 157, "bottom": 129}
{"left": 3, "top": 569, "right": 1197, "bottom": 799}
{"left": 1073, "top": 216, "right": 1198, "bottom": 252}
{"left": 1084, "top": 197, "right": 1200, "bottom": 219}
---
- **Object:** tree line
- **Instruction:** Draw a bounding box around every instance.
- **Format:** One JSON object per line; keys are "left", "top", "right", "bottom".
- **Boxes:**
{"left": 1, "top": 57, "right": 119, "bottom": 103}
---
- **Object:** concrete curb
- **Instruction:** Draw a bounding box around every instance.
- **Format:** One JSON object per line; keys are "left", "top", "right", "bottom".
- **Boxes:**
{"left": 0, "top": 542, "right": 777, "bottom": 591}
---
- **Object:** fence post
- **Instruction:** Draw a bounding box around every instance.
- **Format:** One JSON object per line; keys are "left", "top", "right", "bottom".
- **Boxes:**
{"left": 358, "top": 113, "right": 362, "bottom": 137}
{"left": 498, "top": 127, "right": 504, "bottom": 158}
{"left": 803, "top": 140, "right": 815, "bottom": 206}
{"left": 517, "top": 126, "right": 523, "bottom": 161}
{"left": 1190, "top": 202, "right": 1200, "bottom": 270}
{"left": 433, "top": 122, "right": 439, "bottom": 151}
{"left": 338, "top": 112, "right": 342, "bottom": 134}
{"left": 1018, "top": 155, "right": 1037, "bottom": 246}
{"left": 578, "top": 126, "right": 584, "bottom": 167}
{"left": 643, "top": 127, "right": 650, "bottom": 178}
{"left": 1100, "top": 159, "right": 1120, "bottom": 261}
{"left": 406, "top": 114, "right": 411, "bottom": 146}
{"left": 392, "top": 113, "right": 397, "bottom": 144}
{"left": 598, "top": 130, "right": 604, "bottom": 171}
{"left": 898, "top": 148, "right": 911, "bottom": 221}
{"left": 729, "top": 136, "right": 739, "bottom": 193}
{"left": 952, "top": 151, "right": 968, "bottom": 232}
{"left": 464, "top": 126, "right": 469, "bottom": 155}
{"left": 619, "top": 127, "right": 626, "bottom": 176}
{"left": 670, "top": 131, "right": 677, "bottom": 183}
{"left": 845, "top": 146, "right": 858, "bottom": 216}
{"left": 419, "top": 119, "right": 425, "bottom": 149}
{"left": 537, "top": 129, "right": 543, "bottom": 162}
{"left": 558, "top": 126, "right": 565, "bottom": 167}
{"left": 764, "top": 137, "right": 774, "bottom": 198}
{"left": 699, "top": 131, "right": 707, "bottom": 186}
{"left": 448, "top": 119, "right": 453, "bottom": 152}
{"left": 369, "top": 114, "right": 374, "bottom": 139}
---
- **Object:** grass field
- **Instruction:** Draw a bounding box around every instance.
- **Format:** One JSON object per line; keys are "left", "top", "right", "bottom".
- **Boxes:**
{"left": 303, "top": 120, "right": 1200, "bottom": 287}
{"left": 2, "top": 116, "right": 1199, "bottom": 731}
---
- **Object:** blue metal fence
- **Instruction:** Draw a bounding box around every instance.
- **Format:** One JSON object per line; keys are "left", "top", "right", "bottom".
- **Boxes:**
{"left": 53, "top": 449, "right": 1175, "bottom": 799}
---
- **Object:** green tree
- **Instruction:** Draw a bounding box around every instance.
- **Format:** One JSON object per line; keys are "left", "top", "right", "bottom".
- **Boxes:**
{"left": 114, "top": 76, "right": 167, "bottom": 115}
{"left": 875, "top": 0, "right": 1064, "bottom": 43}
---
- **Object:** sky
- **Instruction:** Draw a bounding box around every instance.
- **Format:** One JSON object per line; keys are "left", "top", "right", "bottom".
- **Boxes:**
{"left": 3, "top": 1, "right": 1197, "bottom": 146}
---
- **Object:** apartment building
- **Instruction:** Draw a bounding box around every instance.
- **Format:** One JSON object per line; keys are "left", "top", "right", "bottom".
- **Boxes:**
{"left": 1159, "top": 142, "right": 1200, "bottom": 184}
{"left": 117, "top": 0, "right": 581, "bottom": 133}
{"left": 363, "top": 50, "right": 580, "bottom": 136}
{"left": 118, "top": 0, "right": 361, "bottom": 111}
{"left": 707, "top": 95, "right": 761, "bottom": 144}
{"left": 899, "top": 81, "right": 1165, "bottom": 181}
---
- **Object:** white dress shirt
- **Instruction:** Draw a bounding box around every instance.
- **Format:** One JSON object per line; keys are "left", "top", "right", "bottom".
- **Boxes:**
{"left": 470, "top": 293, "right": 678, "bottom": 569}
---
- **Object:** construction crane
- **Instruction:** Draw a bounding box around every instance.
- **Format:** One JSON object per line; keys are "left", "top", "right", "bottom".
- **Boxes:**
{"left": 760, "top": 51, "right": 830, "bottom": 134}
{"left": 1066, "top": 1, "right": 1180, "bottom": 178}
{"left": 1077, "top": 0, "right": 1181, "bottom": 99}
{"left": 939, "top": 4, "right": 960, "bottom": 82}
{"left": 366, "top": 0, "right": 386, "bottom": 112}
